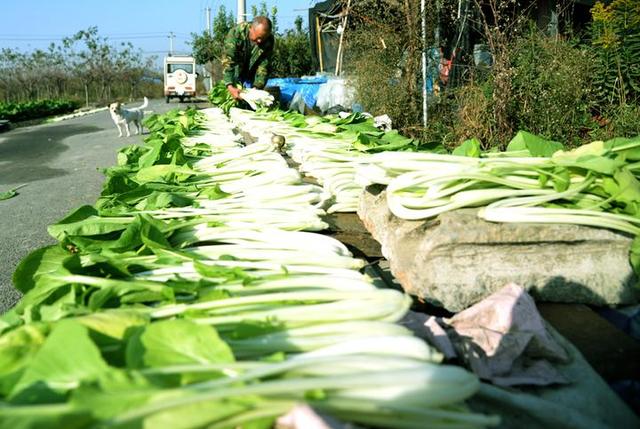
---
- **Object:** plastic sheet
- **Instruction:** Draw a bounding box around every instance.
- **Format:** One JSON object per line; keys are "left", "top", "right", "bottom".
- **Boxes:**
{"left": 266, "top": 76, "right": 329, "bottom": 108}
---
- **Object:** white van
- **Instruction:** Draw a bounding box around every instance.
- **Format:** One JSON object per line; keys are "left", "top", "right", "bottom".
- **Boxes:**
{"left": 164, "top": 55, "right": 197, "bottom": 103}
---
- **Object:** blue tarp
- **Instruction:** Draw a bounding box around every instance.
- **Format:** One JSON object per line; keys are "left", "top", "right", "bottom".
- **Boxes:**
{"left": 266, "top": 76, "right": 329, "bottom": 107}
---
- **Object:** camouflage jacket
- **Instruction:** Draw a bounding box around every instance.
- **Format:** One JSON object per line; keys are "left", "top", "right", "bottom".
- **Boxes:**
{"left": 221, "top": 22, "right": 274, "bottom": 89}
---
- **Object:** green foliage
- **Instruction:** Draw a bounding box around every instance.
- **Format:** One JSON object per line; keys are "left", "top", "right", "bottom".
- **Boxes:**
{"left": 344, "top": 0, "right": 430, "bottom": 138}
{"left": 208, "top": 81, "right": 239, "bottom": 114}
{"left": 270, "top": 17, "right": 314, "bottom": 78}
{"left": 0, "top": 99, "right": 80, "bottom": 122}
{"left": 421, "top": 19, "right": 639, "bottom": 151}
{"left": 597, "top": 103, "right": 640, "bottom": 139}
{"left": 590, "top": 0, "right": 640, "bottom": 105}
{"left": 190, "top": 4, "right": 313, "bottom": 81}
{"left": 0, "top": 26, "right": 160, "bottom": 105}
{"left": 190, "top": 6, "right": 235, "bottom": 65}
{"left": 10, "top": 320, "right": 110, "bottom": 401}
{"left": 505, "top": 131, "right": 564, "bottom": 157}
{"left": 0, "top": 184, "right": 26, "bottom": 201}
{"left": 508, "top": 28, "right": 599, "bottom": 146}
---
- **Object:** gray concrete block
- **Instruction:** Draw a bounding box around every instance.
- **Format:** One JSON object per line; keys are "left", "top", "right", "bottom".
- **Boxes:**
{"left": 358, "top": 185, "right": 640, "bottom": 311}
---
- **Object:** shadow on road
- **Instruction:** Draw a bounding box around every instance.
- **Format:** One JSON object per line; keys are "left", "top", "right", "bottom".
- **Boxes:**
{"left": 0, "top": 124, "right": 101, "bottom": 185}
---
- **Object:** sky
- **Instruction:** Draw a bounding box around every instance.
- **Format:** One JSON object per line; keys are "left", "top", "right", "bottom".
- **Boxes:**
{"left": 0, "top": 0, "right": 318, "bottom": 62}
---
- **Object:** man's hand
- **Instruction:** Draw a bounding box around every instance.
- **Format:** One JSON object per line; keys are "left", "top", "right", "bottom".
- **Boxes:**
{"left": 227, "top": 84, "right": 241, "bottom": 100}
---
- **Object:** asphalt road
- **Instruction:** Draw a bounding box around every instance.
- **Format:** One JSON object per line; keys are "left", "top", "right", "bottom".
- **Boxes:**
{"left": 0, "top": 98, "right": 197, "bottom": 313}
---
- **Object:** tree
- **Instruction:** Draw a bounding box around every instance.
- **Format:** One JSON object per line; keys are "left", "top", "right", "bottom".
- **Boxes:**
{"left": 191, "top": 4, "right": 314, "bottom": 84}
{"left": 0, "top": 26, "right": 159, "bottom": 105}
{"left": 190, "top": 5, "right": 235, "bottom": 81}
{"left": 271, "top": 16, "right": 314, "bottom": 77}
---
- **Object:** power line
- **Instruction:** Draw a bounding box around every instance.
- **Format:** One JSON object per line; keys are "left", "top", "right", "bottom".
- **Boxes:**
{"left": 0, "top": 35, "right": 191, "bottom": 42}
{"left": 0, "top": 31, "right": 177, "bottom": 37}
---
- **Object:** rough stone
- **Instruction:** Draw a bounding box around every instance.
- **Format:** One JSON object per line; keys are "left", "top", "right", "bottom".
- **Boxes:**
{"left": 358, "top": 185, "right": 640, "bottom": 312}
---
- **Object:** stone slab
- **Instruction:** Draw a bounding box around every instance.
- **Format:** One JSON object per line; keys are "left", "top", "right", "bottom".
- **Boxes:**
{"left": 323, "top": 212, "right": 383, "bottom": 258}
{"left": 358, "top": 185, "right": 640, "bottom": 311}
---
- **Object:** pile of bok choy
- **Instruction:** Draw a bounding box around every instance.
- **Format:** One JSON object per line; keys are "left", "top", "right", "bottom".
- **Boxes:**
{"left": 0, "top": 107, "right": 499, "bottom": 429}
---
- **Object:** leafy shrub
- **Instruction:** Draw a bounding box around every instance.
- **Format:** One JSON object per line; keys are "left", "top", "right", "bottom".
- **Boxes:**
{"left": 592, "top": 103, "right": 640, "bottom": 140}
{"left": 590, "top": 0, "right": 640, "bottom": 106}
{"left": 0, "top": 99, "right": 80, "bottom": 122}
{"left": 270, "top": 17, "right": 314, "bottom": 78}
{"left": 508, "top": 28, "right": 599, "bottom": 146}
{"left": 344, "top": 0, "right": 427, "bottom": 138}
{"left": 452, "top": 81, "right": 497, "bottom": 150}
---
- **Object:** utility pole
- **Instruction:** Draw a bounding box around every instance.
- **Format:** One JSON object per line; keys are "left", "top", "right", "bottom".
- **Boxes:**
{"left": 421, "top": 0, "right": 427, "bottom": 129}
{"left": 237, "top": 0, "right": 246, "bottom": 24}
{"left": 205, "top": 7, "right": 213, "bottom": 92}
{"left": 205, "top": 7, "right": 212, "bottom": 35}
{"left": 168, "top": 31, "right": 175, "bottom": 56}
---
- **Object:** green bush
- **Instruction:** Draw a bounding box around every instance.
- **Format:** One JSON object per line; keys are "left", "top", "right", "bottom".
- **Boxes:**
{"left": 590, "top": 0, "right": 640, "bottom": 106}
{"left": 344, "top": 0, "right": 426, "bottom": 138}
{"left": 508, "top": 28, "right": 599, "bottom": 146}
{"left": 270, "top": 17, "right": 314, "bottom": 78}
{"left": 592, "top": 103, "right": 640, "bottom": 140}
{"left": 0, "top": 99, "right": 81, "bottom": 122}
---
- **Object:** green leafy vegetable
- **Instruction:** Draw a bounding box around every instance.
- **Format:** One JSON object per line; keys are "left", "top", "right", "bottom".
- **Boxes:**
{"left": 0, "top": 184, "right": 27, "bottom": 201}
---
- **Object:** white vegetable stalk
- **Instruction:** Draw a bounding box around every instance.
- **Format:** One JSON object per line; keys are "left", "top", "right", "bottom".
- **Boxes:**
{"left": 103, "top": 108, "right": 497, "bottom": 428}
{"left": 110, "top": 365, "right": 485, "bottom": 428}
{"left": 239, "top": 88, "right": 275, "bottom": 110}
{"left": 479, "top": 205, "right": 640, "bottom": 236}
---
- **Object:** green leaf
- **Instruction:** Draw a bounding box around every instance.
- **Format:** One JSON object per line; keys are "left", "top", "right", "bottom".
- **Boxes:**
{"left": 0, "top": 189, "right": 17, "bottom": 200}
{"left": 38, "top": 287, "right": 80, "bottom": 322}
{"left": 565, "top": 154, "right": 625, "bottom": 175}
{"left": 225, "top": 321, "right": 286, "bottom": 340}
{"left": 47, "top": 206, "right": 130, "bottom": 241}
{"left": 0, "top": 309, "right": 22, "bottom": 335}
{"left": 12, "top": 254, "right": 82, "bottom": 316}
{"left": 0, "top": 184, "right": 26, "bottom": 200}
{"left": 138, "top": 214, "right": 172, "bottom": 251}
{"left": 555, "top": 140, "right": 608, "bottom": 158}
{"left": 126, "top": 319, "right": 235, "bottom": 370}
{"left": 0, "top": 324, "right": 49, "bottom": 397}
{"left": 137, "top": 138, "right": 164, "bottom": 168}
{"left": 135, "top": 165, "right": 195, "bottom": 184}
{"left": 550, "top": 167, "right": 571, "bottom": 192}
{"left": 70, "top": 370, "right": 162, "bottom": 420}
{"left": 12, "top": 246, "right": 71, "bottom": 294}
{"left": 193, "top": 260, "right": 255, "bottom": 284}
{"left": 453, "top": 138, "right": 482, "bottom": 157}
{"left": 75, "top": 310, "right": 149, "bottom": 341}
{"left": 607, "top": 136, "right": 640, "bottom": 161}
{"left": 135, "top": 191, "right": 193, "bottom": 210}
{"left": 10, "top": 321, "right": 109, "bottom": 402}
{"left": 506, "top": 131, "right": 564, "bottom": 157}
{"left": 338, "top": 120, "right": 380, "bottom": 135}
{"left": 143, "top": 397, "right": 263, "bottom": 429}
{"left": 117, "top": 144, "right": 147, "bottom": 167}
{"left": 81, "top": 276, "right": 174, "bottom": 311}
{"left": 610, "top": 168, "right": 640, "bottom": 213}
{"left": 198, "top": 184, "right": 230, "bottom": 200}
{"left": 0, "top": 403, "right": 93, "bottom": 429}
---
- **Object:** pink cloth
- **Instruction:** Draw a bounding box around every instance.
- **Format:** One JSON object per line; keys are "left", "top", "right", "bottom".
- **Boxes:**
{"left": 403, "top": 283, "right": 571, "bottom": 386}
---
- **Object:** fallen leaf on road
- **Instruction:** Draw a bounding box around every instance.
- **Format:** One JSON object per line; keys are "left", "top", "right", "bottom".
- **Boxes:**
{"left": 0, "top": 184, "right": 27, "bottom": 200}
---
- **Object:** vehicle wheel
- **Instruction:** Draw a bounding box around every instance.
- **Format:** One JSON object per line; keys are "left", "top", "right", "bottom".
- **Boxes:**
{"left": 165, "top": 96, "right": 170, "bottom": 103}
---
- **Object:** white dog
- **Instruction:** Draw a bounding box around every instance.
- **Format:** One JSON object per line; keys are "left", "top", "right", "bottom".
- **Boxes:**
{"left": 109, "top": 97, "right": 148, "bottom": 137}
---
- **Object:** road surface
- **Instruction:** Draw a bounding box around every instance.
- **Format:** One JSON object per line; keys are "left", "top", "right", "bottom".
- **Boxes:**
{"left": 0, "top": 98, "right": 199, "bottom": 313}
